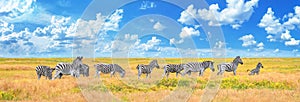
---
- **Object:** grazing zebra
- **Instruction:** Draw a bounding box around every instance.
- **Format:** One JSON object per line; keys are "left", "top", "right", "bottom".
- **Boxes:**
{"left": 94, "top": 63, "right": 125, "bottom": 78}
{"left": 136, "top": 60, "right": 160, "bottom": 79}
{"left": 52, "top": 56, "right": 83, "bottom": 80}
{"left": 182, "top": 61, "right": 215, "bottom": 76}
{"left": 79, "top": 64, "right": 89, "bottom": 77}
{"left": 163, "top": 64, "right": 185, "bottom": 78}
{"left": 36, "top": 65, "right": 55, "bottom": 80}
{"left": 247, "top": 62, "right": 264, "bottom": 75}
{"left": 217, "top": 56, "right": 243, "bottom": 76}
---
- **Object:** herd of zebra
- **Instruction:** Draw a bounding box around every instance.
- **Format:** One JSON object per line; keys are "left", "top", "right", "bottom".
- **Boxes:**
{"left": 35, "top": 56, "right": 264, "bottom": 80}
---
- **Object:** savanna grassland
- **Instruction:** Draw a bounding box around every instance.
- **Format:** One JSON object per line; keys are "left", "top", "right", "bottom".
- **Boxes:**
{"left": 0, "top": 58, "right": 299, "bottom": 102}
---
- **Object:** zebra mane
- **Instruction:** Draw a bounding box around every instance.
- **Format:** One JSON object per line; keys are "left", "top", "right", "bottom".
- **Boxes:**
{"left": 114, "top": 64, "right": 125, "bottom": 73}
{"left": 149, "top": 60, "right": 157, "bottom": 65}
{"left": 202, "top": 61, "right": 213, "bottom": 68}
{"left": 233, "top": 56, "right": 240, "bottom": 63}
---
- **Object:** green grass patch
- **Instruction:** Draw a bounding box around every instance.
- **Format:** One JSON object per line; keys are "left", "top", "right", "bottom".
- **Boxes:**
{"left": 221, "top": 77, "right": 293, "bottom": 90}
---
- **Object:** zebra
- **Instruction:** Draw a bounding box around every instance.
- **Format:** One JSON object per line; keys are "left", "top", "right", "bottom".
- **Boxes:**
{"left": 247, "top": 62, "right": 264, "bottom": 75}
{"left": 181, "top": 61, "right": 215, "bottom": 76}
{"left": 52, "top": 56, "right": 83, "bottom": 80}
{"left": 136, "top": 60, "right": 160, "bottom": 79}
{"left": 163, "top": 64, "right": 185, "bottom": 78}
{"left": 36, "top": 65, "right": 55, "bottom": 80}
{"left": 79, "top": 64, "right": 89, "bottom": 77}
{"left": 217, "top": 56, "right": 243, "bottom": 76}
{"left": 94, "top": 63, "right": 125, "bottom": 78}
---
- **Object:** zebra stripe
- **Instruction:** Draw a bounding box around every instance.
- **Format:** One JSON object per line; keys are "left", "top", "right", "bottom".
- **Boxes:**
{"left": 217, "top": 56, "right": 243, "bottom": 76}
{"left": 36, "top": 65, "right": 55, "bottom": 80}
{"left": 80, "top": 64, "right": 89, "bottom": 77}
{"left": 136, "top": 60, "right": 159, "bottom": 79}
{"left": 94, "top": 63, "right": 125, "bottom": 78}
{"left": 53, "top": 56, "right": 83, "bottom": 79}
{"left": 247, "top": 62, "right": 263, "bottom": 75}
{"left": 182, "top": 61, "right": 215, "bottom": 76}
{"left": 163, "top": 64, "right": 185, "bottom": 78}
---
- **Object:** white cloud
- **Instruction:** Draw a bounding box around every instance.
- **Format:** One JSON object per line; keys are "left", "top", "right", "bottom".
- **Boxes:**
{"left": 292, "top": 49, "right": 298, "bottom": 53}
{"left": 259, "top": 6, "right": 300, "bottom": 46}
{"left": 169, "top": 38, "right": 184, "bottom": 45}
{"left": 102, "top": 9, "right": 123, "bottom": 32}
{"left": 266, "top": 35, "right": 276, "bottom": 42}
{"left": 0, "top": 0, "right": 36, "bottom": 19}
{"left": 239, "top": 34, "right": 257, "bottom": 47}
{"left": 258, "top": 8, "right": 283, "bottom": 34}
{"left": 153, "top": 22, "right": 165, "bottom": 31}
{"left": 273, "top": 49, "right": 279, "bottom": 53}
{"left": 177, "top": 4, "right": 197, "bottom": 25}
{"left": 178, "top": 0, "right": 259, "bottom": 29}
{"left": 285, "top": 38, "right": 300, "bottom": 46}
{"left": 137, "top": 36, "right": 161, "bottom": 51}
{"left": 179, "top": 26, "right": 200, "bottom": 38}
{"left": 280, "top": 30, "right": 291, "bottom": 40}
{"left": 214, "top": 41, "right": 226, "bottom": 49}
{"left": 255, "top": 42, "right": 264, "bottom": 51}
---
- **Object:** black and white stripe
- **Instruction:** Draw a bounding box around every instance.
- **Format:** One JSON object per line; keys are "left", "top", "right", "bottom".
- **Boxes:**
{"left": 79, "top": 64, "right": 89, "bottom": 77}
{"left": 163, "top": 64, "right": 185, "bottom": 78}
{"left": 94, "top": 63, "right": 125, "bottom": 78}
{"left": 53, "top": 56, "right": 83, "bottom": 79}
{"left": 136, "top": 60, "right": 160, "bottom": 79}
{"left": 217, "top": 56, "right": 243, "bottom": 76}
{"left": 247, "top": 62, "right": 263, "bottom": 75}
{"left": 182, "top": 61, "right": 215, "bottom": 76}
{"left": 36, "top": 65, "right": 55, "bottom": 80}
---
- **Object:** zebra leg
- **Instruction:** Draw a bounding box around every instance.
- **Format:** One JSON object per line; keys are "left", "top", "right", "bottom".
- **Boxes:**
{"left": 176, "top": 72, "right": 179, "bottom": 77}
{"left": 233, "top": 70, "right": 237, "bottom": 76}
{"left": 110, "top": 71, "right": 115, "bottom": 78}
{"left": 166, "top": 72, "right": 170, "bottom": 78}
{"left": 188, "top": 71, "right": 192, "bottom": 77}
{"left": 37, "top": 74, "right": 41, "bottom": 80}
{"left": 257, "top": 71, "right": 259, "bottom": 75}
{"left": 53, "top": 71, "right": 61, "bottom": 80}
{"left": 138, "top": 72, "right": 141, "bottom": 79}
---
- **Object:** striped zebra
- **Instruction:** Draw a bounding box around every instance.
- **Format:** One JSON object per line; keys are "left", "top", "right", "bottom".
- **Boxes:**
{"left": 94, "top": 63, "right": 125, "bottom": 78}
{"left": 247, "top": 62, "right": 263, "bottom": 75}
{"left": 217, "top": 56, "right": 243, "bottom": 76}
{"left": 52, "top": 56, "right": 83, "bottom": 79}
{"left": 79, "top": 64, "right": 89, "bottom": 77}
{"left": 136, "top": 60, "right": 160, "bottom": 79}
{"left": 36, "top": 65, "right": 55, "bottom": 80}
{"left": 182, "top": 61, "right": 215, "bottom": 76}
{"left": 163, "top": 64, "right": 185, "bottom": 78}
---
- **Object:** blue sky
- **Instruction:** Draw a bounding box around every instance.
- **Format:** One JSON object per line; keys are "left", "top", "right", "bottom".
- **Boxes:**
{"left": 0, "top": 0, "right": 300, "bottom": 58}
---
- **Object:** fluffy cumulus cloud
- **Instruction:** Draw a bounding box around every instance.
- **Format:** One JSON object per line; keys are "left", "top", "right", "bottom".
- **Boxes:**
{"left": 0, "top": 8, "right": 124, "bottom": 57}
{"left": 179, "top": 26, "right": 200, "bottom": 39}
{"left": 239, "top": 34, "right": 264, "bottom": 51}
{"left": 178, "top": 0, "right": 259, "bottom": 29}
{"left": 0, "top": 0, "right": 36, "bottom": 19}
{"left": 258, "top": 6, "right": 300, "bottom": 46}
{"left": 239, "top": 34, "right": 257, "bottom": 47}
{"left": 285, "top": 38, "right": 300, "bottom": 46}
{"left": 137, "top": 36, "right": 161, "bottom": 51}
{"left": 153, "top": 22, "right": 165, "bottom": 31}
{"left": 273, "top": 49, "right": 279, "bottom": 53}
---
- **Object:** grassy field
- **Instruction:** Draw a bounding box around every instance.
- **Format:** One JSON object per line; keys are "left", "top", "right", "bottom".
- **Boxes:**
{"left": 0, "top": 58, "right": 299, "bottom": 102}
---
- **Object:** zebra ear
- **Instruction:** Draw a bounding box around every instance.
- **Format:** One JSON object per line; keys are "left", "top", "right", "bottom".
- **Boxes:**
{"left": 236, "top": 56, "right": 240, "bottom": 58}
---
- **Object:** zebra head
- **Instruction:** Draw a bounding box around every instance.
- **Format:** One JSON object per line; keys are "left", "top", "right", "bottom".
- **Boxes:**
{"left": 120, "top": 71, "right": 125, "bottom": 78}
{"left": 209, "top": 61, "right": 215, "bottom": 72}
{"left": 45, "top": 67, "right": 55, "bottom": 79}
{"left": 233, "top": 56, "right": 243, "bottom": 65}
{"left": 257, "top": 62, "right": 263, "bottom": 68}
{"left": 150, "top": 60, "right": 159, "bottom": 69}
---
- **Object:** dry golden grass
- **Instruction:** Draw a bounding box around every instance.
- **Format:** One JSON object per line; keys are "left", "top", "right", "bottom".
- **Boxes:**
{"left": 0, "top": 58, "right": 299, "bottom": 102}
